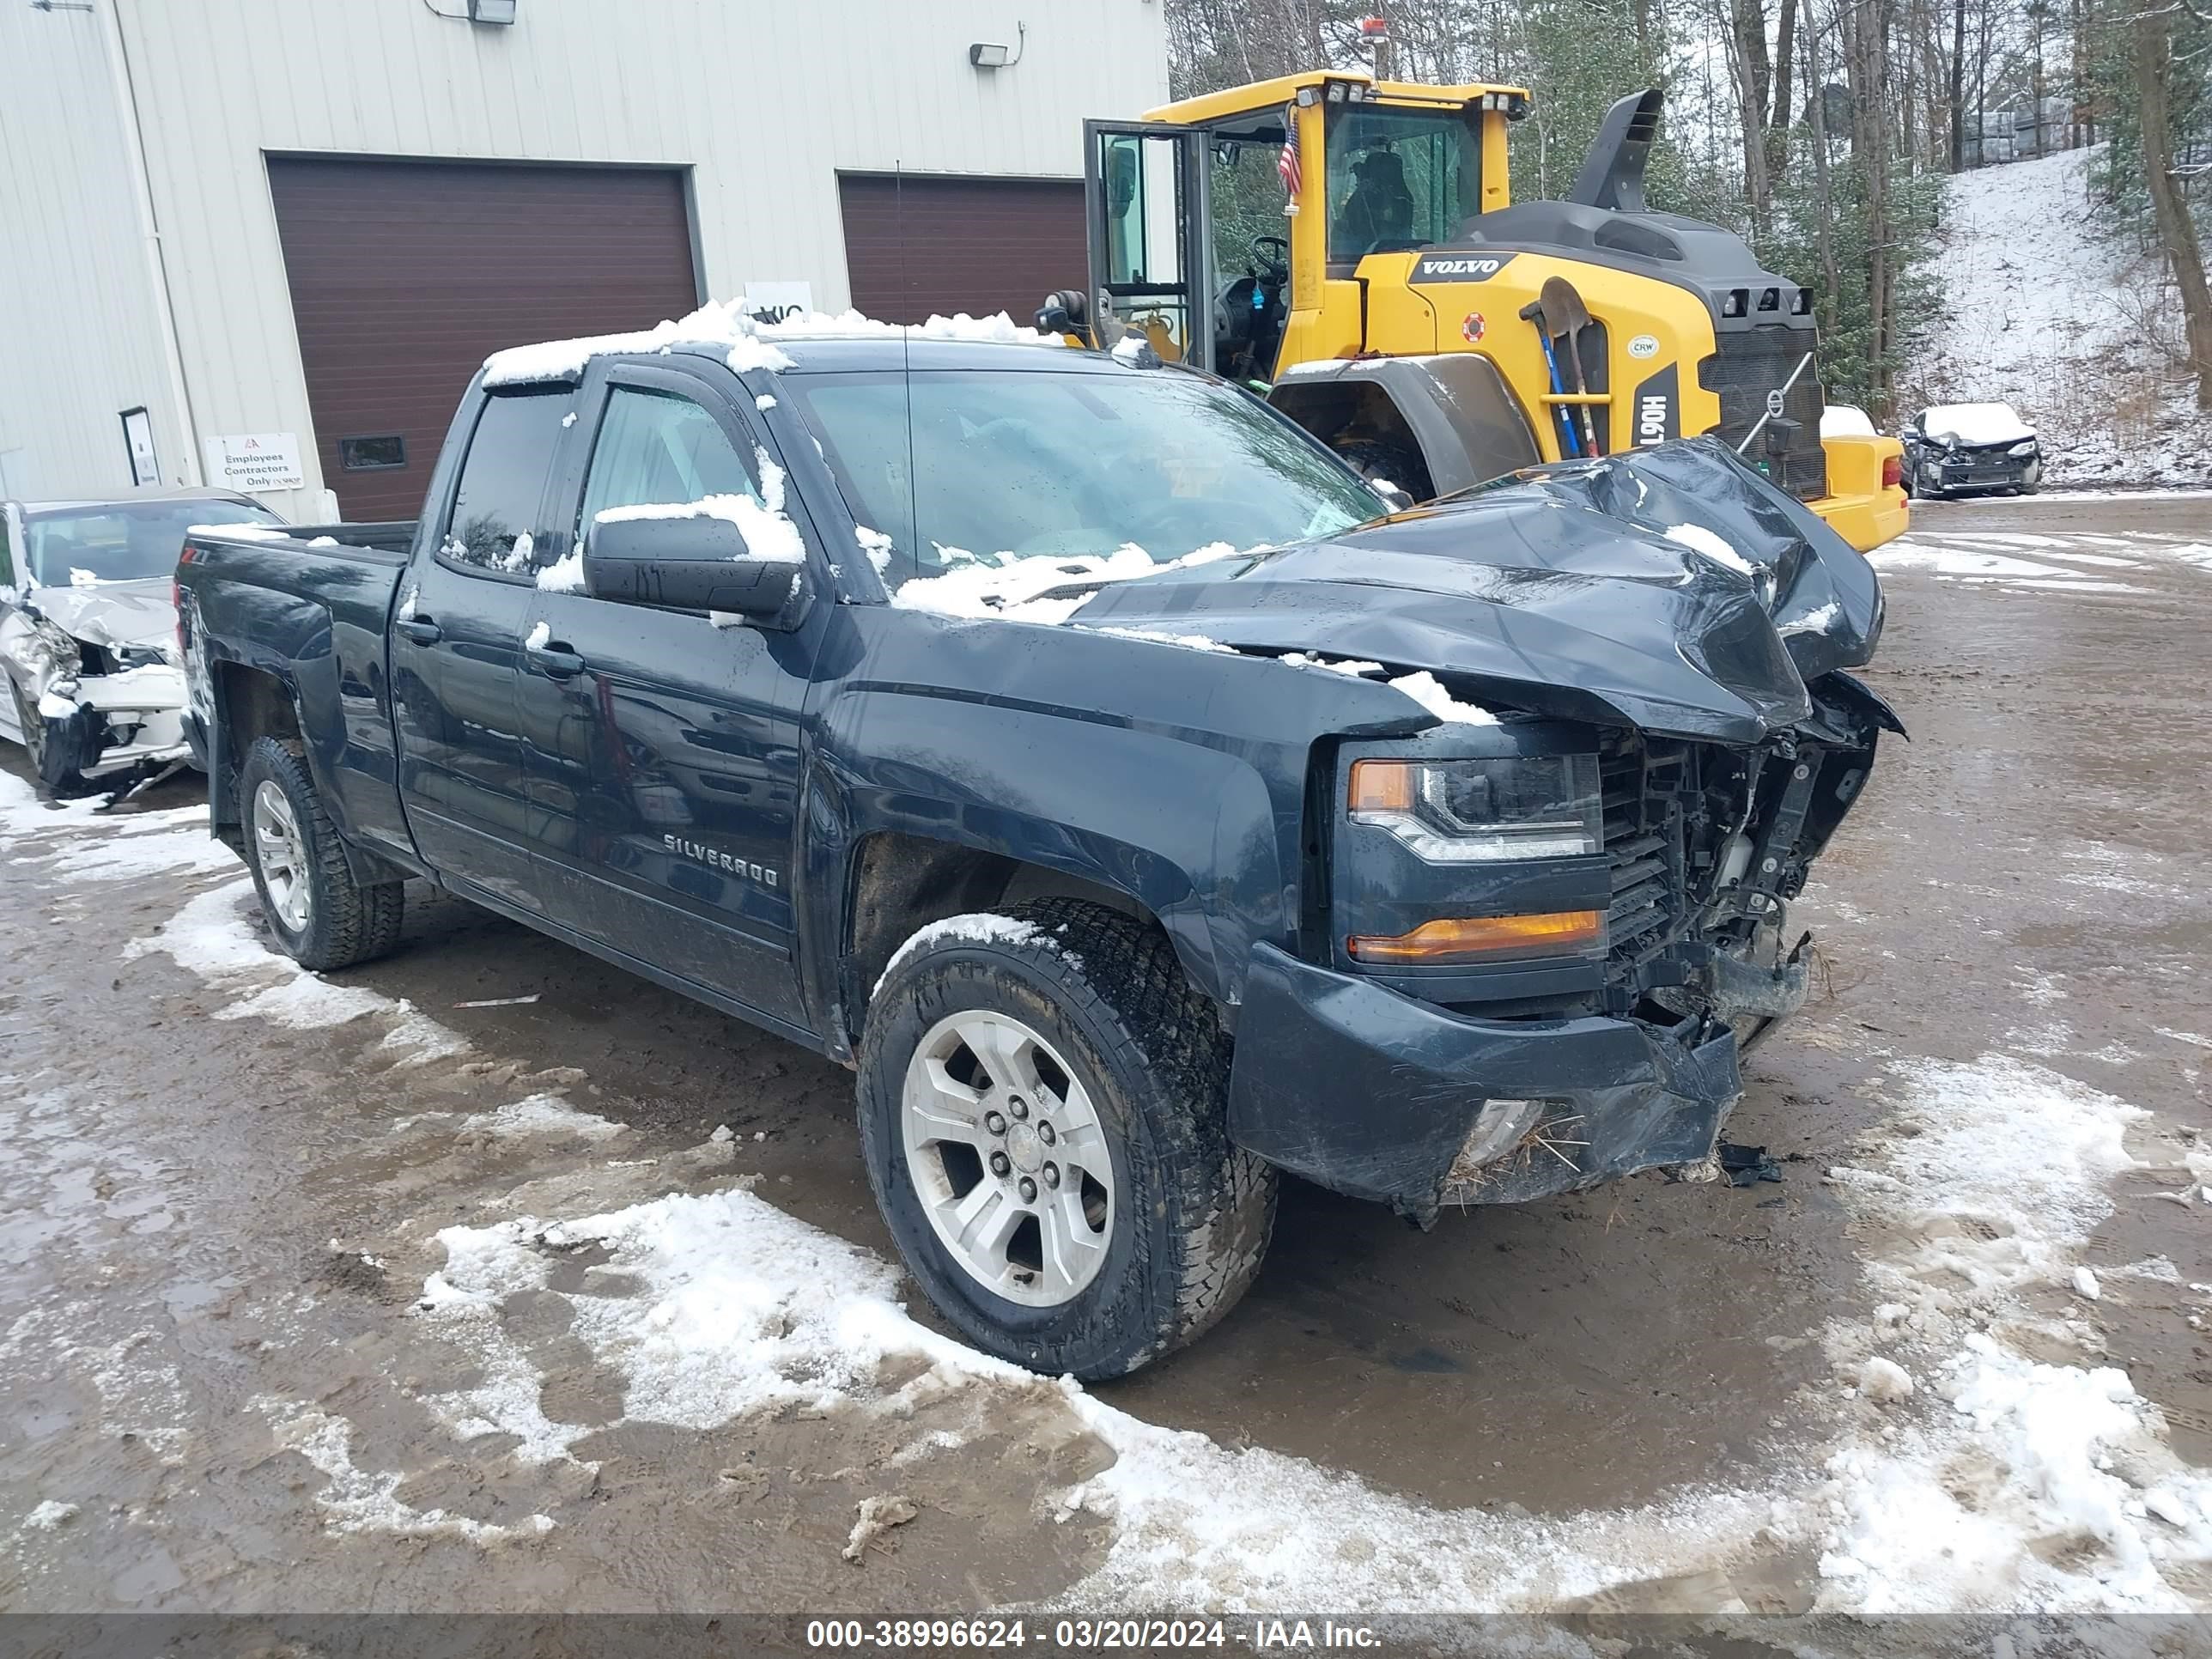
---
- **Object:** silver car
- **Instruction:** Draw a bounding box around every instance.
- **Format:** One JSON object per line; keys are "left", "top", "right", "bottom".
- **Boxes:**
{"left": 1, "top": 489, "right": 283, "bottom": 794}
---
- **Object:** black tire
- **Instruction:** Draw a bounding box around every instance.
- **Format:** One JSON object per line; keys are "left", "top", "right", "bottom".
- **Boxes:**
{"left": 237, "top": 735, "right": 404, "bottom": 972}
{"left": 1333, "top": 437, "right": 1432, "bottom": 503}
{"left": 10, "top": 680, "right": 92, "bottom": 797}
{"left": 859, "top": 898, "right": 1276, "bottom": 1380}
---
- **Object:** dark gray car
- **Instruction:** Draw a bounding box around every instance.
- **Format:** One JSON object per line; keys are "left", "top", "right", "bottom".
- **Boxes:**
{"left": 1, "top": 488, "right": 282, "bottom": 794}
{"left": 1899, "top": 403, "right": 2043, "bottom": 499}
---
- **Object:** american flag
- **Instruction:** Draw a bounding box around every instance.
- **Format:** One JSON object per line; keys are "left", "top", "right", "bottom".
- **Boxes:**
{"left": 1277, "top": 105, "right": 1302, "bottom": 202}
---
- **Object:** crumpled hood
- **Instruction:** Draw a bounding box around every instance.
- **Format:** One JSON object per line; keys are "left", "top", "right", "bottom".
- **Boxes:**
{"left": 1071, "top": 439, "right": 1884, "bottom": 744}
{"left": 24, "top": 580, "right": 179, "bottom": 652}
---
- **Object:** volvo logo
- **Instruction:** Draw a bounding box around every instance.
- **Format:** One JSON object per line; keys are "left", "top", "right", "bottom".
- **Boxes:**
{"left": 1765, "top": 388, "right": 1788, "bottom": 417}
{"left": 1413, "top": 252, "right": 1520, "bottom": 283}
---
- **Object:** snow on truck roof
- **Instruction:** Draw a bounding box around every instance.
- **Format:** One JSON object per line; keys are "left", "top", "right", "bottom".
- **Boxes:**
{"left": 480, "top": 301, "right": 1061, "bottom": 387}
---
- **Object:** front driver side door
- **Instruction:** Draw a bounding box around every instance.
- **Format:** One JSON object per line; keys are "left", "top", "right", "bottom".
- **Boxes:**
{"left": 517, "top": 363, "right": 818, "bottom": 1030}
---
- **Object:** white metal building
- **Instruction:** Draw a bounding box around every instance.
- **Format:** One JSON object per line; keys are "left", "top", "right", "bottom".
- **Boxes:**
{"left": 0, "top": 0, "right": 1167, "bottom": 520}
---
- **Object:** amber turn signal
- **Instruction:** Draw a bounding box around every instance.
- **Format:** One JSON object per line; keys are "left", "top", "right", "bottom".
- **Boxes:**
{"left": 1347, "top": 758, "right": 1415, "bottom": 813}
{"left": 1346, "top": 910, "right": 1604, "bottom": 964}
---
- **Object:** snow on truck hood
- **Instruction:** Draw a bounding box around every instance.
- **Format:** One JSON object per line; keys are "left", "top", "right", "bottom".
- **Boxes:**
{"left": 1921, "top": 403, "right": 2036, "bottom": 446}
{"left": 23, "top": 579, "right": 178, "bottom": 652}
{"left": 981, "top": 441, "right": 1884, "bottom": 746}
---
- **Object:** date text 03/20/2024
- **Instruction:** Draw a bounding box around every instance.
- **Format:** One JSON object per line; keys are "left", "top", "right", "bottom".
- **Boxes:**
{"left": 804, "top": 1619, "right": 1383, "bottom": 1650}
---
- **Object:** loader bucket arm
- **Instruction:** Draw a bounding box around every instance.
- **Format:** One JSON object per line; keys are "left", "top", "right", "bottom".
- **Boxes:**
{"left": 1566, "top": 88, "right": 1665, "bottom": 213}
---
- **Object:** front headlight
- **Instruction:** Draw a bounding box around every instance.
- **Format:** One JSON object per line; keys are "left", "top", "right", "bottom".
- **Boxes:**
{"left": 1347, "top": 754, "right": 1602, "bottom": 862}
{"left": 2007, "top": 440, "right": 2037, "bottom": 457}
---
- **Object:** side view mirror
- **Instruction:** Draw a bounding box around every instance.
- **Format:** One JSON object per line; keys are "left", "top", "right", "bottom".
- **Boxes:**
{"left": 583, "top": 512, "right": 806, "bottom": 627}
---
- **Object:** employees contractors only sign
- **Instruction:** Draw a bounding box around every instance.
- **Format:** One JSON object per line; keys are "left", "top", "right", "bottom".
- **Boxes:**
{"left": 203, "top": 432, "right": 305, "bottom": 494}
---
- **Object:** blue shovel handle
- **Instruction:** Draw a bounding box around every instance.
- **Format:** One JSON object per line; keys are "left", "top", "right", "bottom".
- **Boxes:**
{"left": 1534, "top": 334, "right": 1581, "bottom": 458}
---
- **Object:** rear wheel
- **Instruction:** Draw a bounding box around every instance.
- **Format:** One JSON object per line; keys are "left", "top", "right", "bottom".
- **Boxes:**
{"left": 859, "top": 898, "right": 1275, "bottom": 1380}
{"left": 238, "top": 735, "right": 404, "bottom": 971}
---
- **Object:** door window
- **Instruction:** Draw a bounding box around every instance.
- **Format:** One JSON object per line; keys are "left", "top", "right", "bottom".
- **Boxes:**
{"left": 442, "top": 389, "right": 573, "bottom": 574}
{"left": 1093, "top": 128, "right": 1202, "bottom": 364}
{"left": 578, "top": 386, "right": 760, "bottom": 538}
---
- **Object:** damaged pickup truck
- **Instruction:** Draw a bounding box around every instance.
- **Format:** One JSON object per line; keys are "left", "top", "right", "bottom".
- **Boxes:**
{"left": 2, "top": 489, "right": 283, "bottom": 795}
{"left": 175, "top": 311, "right": 1897, "bottom": 1379}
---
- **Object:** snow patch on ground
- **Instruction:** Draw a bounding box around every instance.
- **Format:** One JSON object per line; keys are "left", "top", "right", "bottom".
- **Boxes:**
{"left": 22, "top": 1499, "right": 77, "bottom": 1530}
{"left": 0, "top": 775, "right": 232, "bottom": 882}
{"left": 416, "top": 1176, "right": 1779, "bottom": 1610}
{"left": 1909, "top": 147, "right": 2212, "bottom": 488}
{"left": 382, "top": 1040, "right": 2212, "bottom": 1613}
{"left": 1869, "top": 534, "right": 2157, "bottom": 596}
{"left": 258, "top": 1399, "right": 553, "bottom": 1542}
{"left": 461, "top": 1094, "right": 626, "bottom": 1140}
{"left": 1810, "top": 1054, "right": 2212, "bottom": 1611}
{"left": 123, "top": 879, "right": 455, "bottom": 1052}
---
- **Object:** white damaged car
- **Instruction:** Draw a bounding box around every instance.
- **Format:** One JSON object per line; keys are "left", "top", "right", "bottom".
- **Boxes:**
{"left": 1, "top": 489, "right": 283, "bottom": 794}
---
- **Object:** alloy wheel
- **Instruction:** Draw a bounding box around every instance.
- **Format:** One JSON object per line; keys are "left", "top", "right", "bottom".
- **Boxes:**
{"left": 900, "top": 1009, "right": 1115, "bottom": 1308}
{"left": 252, "top": 779, "right": 312, "bottom": 933}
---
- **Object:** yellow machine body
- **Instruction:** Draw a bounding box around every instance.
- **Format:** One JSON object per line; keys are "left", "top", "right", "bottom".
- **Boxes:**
{"left": 1063, "top": 70, "right": 1905, "bottom": 552}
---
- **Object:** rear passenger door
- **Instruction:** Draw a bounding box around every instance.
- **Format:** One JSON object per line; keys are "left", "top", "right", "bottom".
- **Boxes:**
{"left": 389, "top": 386, "right": 572, "bottom": 911}
{"left": 517, "top": 362, "right": 817, "bottom": 1029}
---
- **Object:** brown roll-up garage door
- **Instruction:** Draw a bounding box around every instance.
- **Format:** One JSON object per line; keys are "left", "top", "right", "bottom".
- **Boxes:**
{"left": 268, "top": 158, "right": 699, "bottom": 519}
{"left": 839, "top": 174, "right": 1084, "bottom": 327}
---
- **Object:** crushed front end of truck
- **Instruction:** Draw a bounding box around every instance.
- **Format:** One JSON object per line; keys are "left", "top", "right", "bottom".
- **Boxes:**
{"left": 1226, "top": 669, "right": 1893, "bottom": 1220}
{"left": 1072, "top": 436, "right": 1899, "bottom": 1221}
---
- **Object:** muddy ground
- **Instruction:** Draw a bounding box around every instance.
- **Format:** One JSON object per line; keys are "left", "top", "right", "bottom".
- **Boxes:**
{"left": 0, "top": 494, "right": 2205, "bottom": 1620}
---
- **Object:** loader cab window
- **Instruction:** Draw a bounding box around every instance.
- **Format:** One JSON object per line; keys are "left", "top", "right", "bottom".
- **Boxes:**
{"left": 1326, "top": 106, "right": 1479, "bottom": 265}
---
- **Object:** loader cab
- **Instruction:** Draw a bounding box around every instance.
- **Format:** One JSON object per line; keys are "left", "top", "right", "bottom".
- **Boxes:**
{"left": 1069, "top": 74, "right": 1520, "bottom": 385}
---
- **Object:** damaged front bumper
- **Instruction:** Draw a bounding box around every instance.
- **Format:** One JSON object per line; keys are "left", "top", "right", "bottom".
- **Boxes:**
{"left": 21, "top": 664, "right": 191, "bottom": 783}
{"left": 1225, "top": 941, "right": 1799, "bottom": 1222}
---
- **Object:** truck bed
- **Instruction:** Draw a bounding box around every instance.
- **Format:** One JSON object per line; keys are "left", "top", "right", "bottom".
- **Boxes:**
{"left": 180, "top": 521, "right": 415, "bottom": 641}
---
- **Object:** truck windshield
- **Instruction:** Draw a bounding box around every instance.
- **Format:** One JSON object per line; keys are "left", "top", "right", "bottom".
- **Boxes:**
{"left": 23, "top": 501, "right": 283, "bottom": 587}
{"left": 1326, "top": 105, "right": 1480, "bottom": 263}
{"left": 783, "top": 368, "right": 1381, "bottom": 587}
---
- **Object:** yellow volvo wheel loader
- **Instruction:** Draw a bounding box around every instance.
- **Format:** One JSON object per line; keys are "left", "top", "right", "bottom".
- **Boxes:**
{"left": 1039, "top": 73, "right": 1907, "bottom": 553}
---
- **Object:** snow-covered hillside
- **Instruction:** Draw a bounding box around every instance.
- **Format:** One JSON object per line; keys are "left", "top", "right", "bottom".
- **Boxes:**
{"left": 1906, "top": 146, "right": 2210, "bottom": 488}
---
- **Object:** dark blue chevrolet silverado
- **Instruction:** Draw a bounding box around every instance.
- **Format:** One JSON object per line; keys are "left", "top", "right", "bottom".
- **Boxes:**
{"left": 176, "top": 313, "right": 1896, "bottom": 1378}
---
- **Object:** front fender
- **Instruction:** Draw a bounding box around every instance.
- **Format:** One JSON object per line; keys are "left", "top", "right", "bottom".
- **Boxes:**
{"left": 799, "top": 609, "right": 1352, "bottom": 1051}
{"left": 807, "top": 693, "right": 1285, "bottom": 1018}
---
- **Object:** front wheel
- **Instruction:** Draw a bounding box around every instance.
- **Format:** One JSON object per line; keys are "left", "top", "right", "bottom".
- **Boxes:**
{"left": 238, "top": 735, "right": 404, "bottom": 971}
{"left": 9, "top": 681, "right": 92, "bottom": 797}
{"left": 859, "top": 899, "right": 1276, "bottom": 1380}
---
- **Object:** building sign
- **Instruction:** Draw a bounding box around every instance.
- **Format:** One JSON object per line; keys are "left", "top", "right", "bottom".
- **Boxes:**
{"left": 119, "top": 406, "right": 160, "bottom": 487}
{"left": 737, "top": 282, "right": 814, "bottom": 324}
{"left": 203, "top": 432, "right": 305, "bottom": 494}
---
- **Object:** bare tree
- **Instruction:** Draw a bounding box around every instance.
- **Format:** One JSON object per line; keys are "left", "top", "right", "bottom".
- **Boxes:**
{"left": 2134, "top": 3, "right": 2212, "bottom": 408}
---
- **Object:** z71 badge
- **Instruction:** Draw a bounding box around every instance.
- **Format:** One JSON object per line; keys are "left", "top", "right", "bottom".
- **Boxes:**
{"left": 1413, "top": 252, "right": 1520, "bottom": 283}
